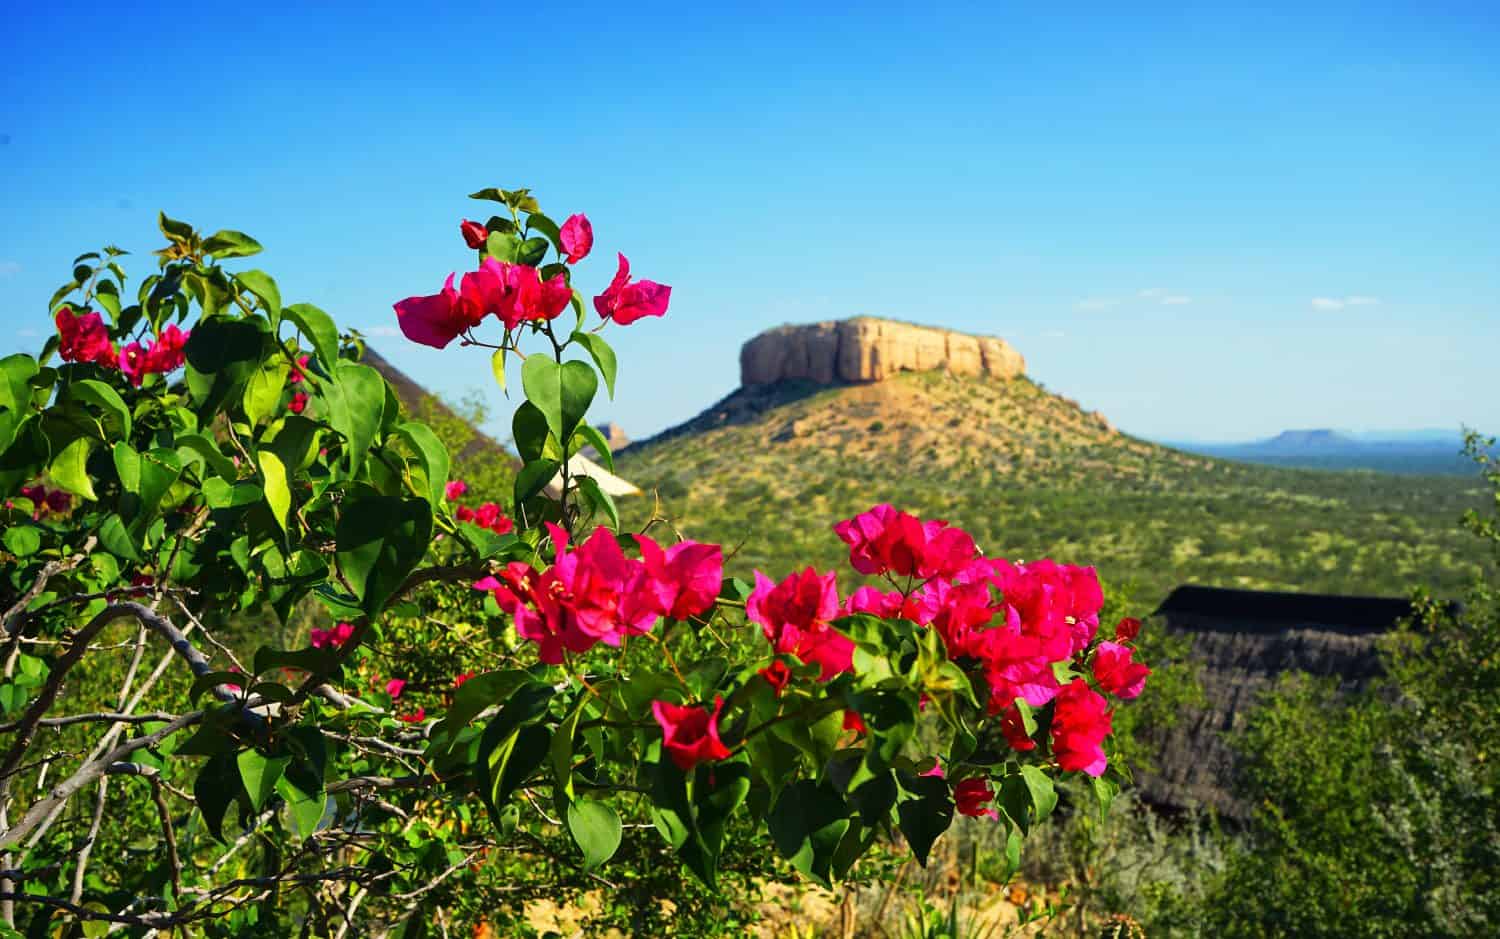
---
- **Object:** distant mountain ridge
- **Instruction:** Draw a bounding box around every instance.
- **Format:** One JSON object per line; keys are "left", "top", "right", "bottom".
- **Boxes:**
{"left": 1169, "top": 427, "right": 1480, "bottom": 476}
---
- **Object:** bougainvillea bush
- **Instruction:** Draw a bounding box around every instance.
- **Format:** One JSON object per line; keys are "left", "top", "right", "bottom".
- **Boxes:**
{"left": 0, "top": 189, "right": 1148, "bottom": 935}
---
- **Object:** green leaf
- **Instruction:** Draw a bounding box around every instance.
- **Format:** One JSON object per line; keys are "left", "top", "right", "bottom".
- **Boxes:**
{"left": 334, "top": 489, "right": 432, "bottom": 616}
{"left": 1020, "top": 765, "right": 1058, "bottom": 823}
{"left": 513, "top": 458, "right": 560, "bottom": 507}
{"left": 283, "top": 303, "right": 339, "bottom": 374}
{"left": 259, "top": 451, "right": 292, "bottom": 532}
{"left": 516, "top": 237, "right": 549, "bottom": 267}
{"left": 237, "top": 749, "right": 290, "bottom": 812}
{"left": 96, "top": 513, "right": 141, "bottom": 562}
{"left": 194, "top": 752, "right": 241, "bottom": 843}
{"left": 427, "top": 669, "right": 537, "bottom": 753}
{"left": 392, "top": 421, "right": 450, "bottom": 507}
{"left": 485, "top": 231, "right": 520, "bottom": 264}
{"left": 158, "top": 211, "right": 194, "bottom": 243}
{"left": 476, "top": 683, "right": 555, "bottom": 826}
{"left": 526, "top": 213, "right": 563, "bottom": 253}
{"left": 896, "top": 775, "right": 953, "bottom": 868}
{"left": 188, "top": 670, "right": 248, "bottom": 700}
{"left": 3, "top": 526, "right": 41, "bottom": 557}
{"left": 176, "top": 433, "right": 237, "bottom": 480}
{"left": 572, "top": 423, "right": 615, "bottom": 473}
{"left": 768, "top": 779, "right": 851, "bottom": 887}
{"left": 567, "top": 799, "right": 622, "bottom": 870}
{"left": 550, "top": 698, "right": 587, "bottom": 801}
{"left": 49, "top": 436, "right": 96, "bottom": 500}
{"left": 0, "top": 354, "right": 39, "bottom": 454}
{"left": 511, "top": 402, "right": 556, "bottom": 464}
{"left": 94, "top": 280, "right": 121, "bottom": 320}
{"left": 236, "top": 270, "right": 282, "bottom": 322}
{"left": 203, "top": 478, "right": 262, "bottom": 509}
{"left": 202, "top": 229, "right": 263, "bottom": 259}
{"left": 1093, "top": 773, "right": 1119, "bottom": 818}
{"left": 521, "top": 355, "right": 597, "bottom": 446}
{"left": 69, "top": 380, "right": 132, "bottom": 439}
{"left": 325, "top": 361, "right": 386, "bottom": 474}
{"left": 570, "top": 332, "right": 617, "bottom": 399}
{"left": 184, "top": 316, "right": 268, "bottom": 415}
{"left": 243, "top": 358, "right": 290, "bottom": 428}
{"left": 490, "top": 347, "right": 507, "bottom": 394}
{"left": 575, "top": 475, "right": 619, "bottom": 531}
{"left": 276, "top": 774, "right": 326, "bottom": 838}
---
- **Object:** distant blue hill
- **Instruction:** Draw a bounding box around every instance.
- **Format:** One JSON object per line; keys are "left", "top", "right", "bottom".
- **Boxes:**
{"left": 1166, "top": 428, "right": 1489, "bottom": 476}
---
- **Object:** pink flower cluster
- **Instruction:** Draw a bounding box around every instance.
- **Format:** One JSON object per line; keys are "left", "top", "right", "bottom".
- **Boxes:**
{"left": 120, "top": 324, "right": 189, "bottom": 387}
{"left": 395, "top": 213, "right": 670, "bottom": 349}
{"left": 56, "top": 308, "right": 117, "bottom": 367}
{"left": 54, "top": 307, "right": 189, "bottom": 386}
{"left": 830, "top": 504, "right": 1148, "bottom": 778}
{"left": 455, "top": 502, "right": 515, "bottom": 536}
{"left": 14, "top": 484, "right": 71, "bottom": 519}
{"left": 310, "top": 621, "right": 355, "bottom": 650}
{"left": 473, "top": 525, "right": 722, "bottom": 665}
{"left": 747, "top": 568, "right": 855, "bottom": 682}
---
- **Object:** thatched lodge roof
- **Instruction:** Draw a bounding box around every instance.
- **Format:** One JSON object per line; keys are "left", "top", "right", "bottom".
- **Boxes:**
{"left": 1136, "top": 585, "right": 1417, "bottom": 821}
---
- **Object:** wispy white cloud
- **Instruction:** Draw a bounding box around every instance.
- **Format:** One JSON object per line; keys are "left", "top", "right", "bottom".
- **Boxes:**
{"left": 361, "top": 325, "right": 403, "bottom": 338}
{"left": 1311, "top": 295, "right": 1380, "bottom": 311}
{"left": 0, "top": 261, "right": 21, "bottom": 278}
{"left": 1139, "top": 287, "right": 1192, "bottom": 305}
{"left": 1074, "top": 297, "right": 1118, "bottom": 312}
{"left": 1041, "top": 329, "right": 1067, "bottom": 339}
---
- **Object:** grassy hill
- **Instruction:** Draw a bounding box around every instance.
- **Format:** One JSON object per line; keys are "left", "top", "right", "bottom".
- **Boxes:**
{"left": 616, "top": 370, "right": 1486, "bottom": 607}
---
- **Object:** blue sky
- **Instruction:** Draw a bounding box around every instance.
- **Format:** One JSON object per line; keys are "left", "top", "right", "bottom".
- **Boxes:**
{"left": 2, "top": 2, "right": 1496, "bottom": 443}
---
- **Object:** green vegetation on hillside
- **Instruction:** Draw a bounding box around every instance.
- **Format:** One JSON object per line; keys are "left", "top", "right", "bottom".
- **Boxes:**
{"left": 618, "top": 370, "right": 1485, "bottom": 605}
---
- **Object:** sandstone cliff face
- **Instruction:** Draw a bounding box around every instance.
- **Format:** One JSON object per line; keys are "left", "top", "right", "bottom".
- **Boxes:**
{"left": 740, "top": 317, "right": 1025, "bottom": 386}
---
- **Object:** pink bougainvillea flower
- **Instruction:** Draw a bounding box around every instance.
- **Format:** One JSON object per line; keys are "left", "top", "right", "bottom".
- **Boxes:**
{"left": 460, "top": 218, "right": 489, "bottom": 249}
{"left": 288, "top": 391, "right": 309, "bottom": 414}
{"left": 746, "top": 568, "right": 853, "bottom": 680}
{"left": 999, "top": 704, "right": 1037, "bottom": 752}
{"left": 475, "top": 525, "right": 660, "bottom": 663}
{"left": 559, "top": 213, "right": 593, "bottom": 264}
{"left": 310, "top": 621, "right": 356, "bottom": 650}
{"left": 1093, "top": 641, "right": 1150, "bottom": 700}
{"left": 1051, "top": 678, "right": 1112, "bottom": 777}
{"left": 759, "top": 659, "right": 793, "bottom": 696}
{"left": 842, "top": 710, "right": 867, "bottom": 735}
{"left": 144, "top": 323, "right": 189, "bottom": 375}
{"left": 444, "top": 479, "right": 469, "bottom": 501}
{"left": 636, "top": 535, "right": 723, "bottom": 621}
{"left": 44, "top": 489, "right": 72, "bottom": 515}
{"left": 453, "top": 671, "right": 475, "bottom": 688}
{"left": 287, "top": 354, "right": 311, "bottom": 384}
{"left": 920, "top": 760, "right": 945, "bottom": 779}
{"left": 954, "top": 777, "right": 998, "bottom": 819}
{"left": 593, "top": 253, "right": 671, "bottom": 326}
{"left": 394, "top": 274, "right": 471, "bottom": 349}
{"left": 651, "top": 696, "right": 732, "bottom": 771}
{"left": 1114, "top": 616, "right": 1142, "bottom": 642}
{"left": 398, "top": 707, "right": 426, "bottom": 724}
{"left": 833, "top": 504, "right": 977, "bottom": 581}
{"left": 55, "top": 307, "right": 117, "bottom": 367}
{"left": 384, "top": 678, "right": 407, "bottom": 699}
{"left": 119, "top": 342, "right": 149, "bottom": 386}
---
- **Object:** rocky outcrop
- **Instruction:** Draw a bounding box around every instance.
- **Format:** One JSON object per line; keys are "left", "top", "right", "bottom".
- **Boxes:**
{"left": 740, "top": 317, "right": 1025, "bottom": 387}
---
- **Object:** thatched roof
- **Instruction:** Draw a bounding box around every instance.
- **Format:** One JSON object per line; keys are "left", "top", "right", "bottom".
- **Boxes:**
{"left": 1136, "top": 585, "right": 1416, "bottom": 821}
{"left": 542, "top": 454, "right": 642, "bottom": 500}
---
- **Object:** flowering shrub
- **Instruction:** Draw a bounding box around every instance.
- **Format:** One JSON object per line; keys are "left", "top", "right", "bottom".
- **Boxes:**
{"left": 0, "top": 188, "right": 1148, "bottom": 933}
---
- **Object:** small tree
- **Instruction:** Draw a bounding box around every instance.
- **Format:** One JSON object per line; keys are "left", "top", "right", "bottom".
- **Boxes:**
{"left": 0, "top": 190, "right": 1151, "bottom": 934}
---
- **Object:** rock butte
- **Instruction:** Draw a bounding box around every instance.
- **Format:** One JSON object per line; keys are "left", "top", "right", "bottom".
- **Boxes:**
{"left": 739, "top": 317, "right": 1026, "bottom": 387}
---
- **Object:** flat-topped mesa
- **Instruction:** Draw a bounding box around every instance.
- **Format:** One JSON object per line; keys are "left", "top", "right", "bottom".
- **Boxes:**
{"left": 739, "top": 317, "right": 1026, "bottom": 387}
